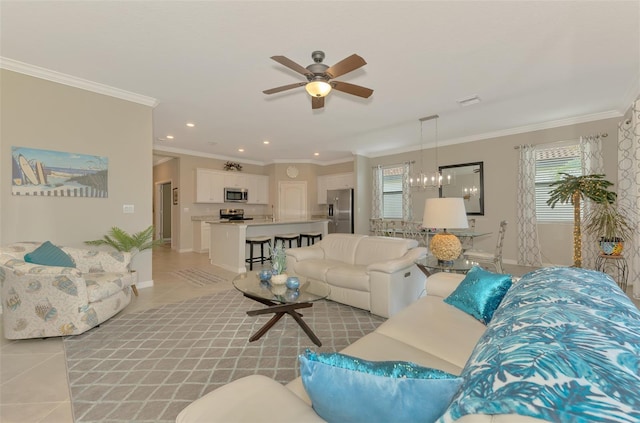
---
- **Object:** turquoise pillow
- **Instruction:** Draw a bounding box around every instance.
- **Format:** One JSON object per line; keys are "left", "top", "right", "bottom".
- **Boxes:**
{"left": 24, "top": 241, "right": 76, "bottom": 268}
{"left": 299, "top": 349, "right": 462, "bottom": 423}
{"left": 444, "top": 265, "right": 512, "bottom": 324}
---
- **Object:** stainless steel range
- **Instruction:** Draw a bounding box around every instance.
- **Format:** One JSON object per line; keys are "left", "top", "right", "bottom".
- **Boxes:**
{"left": 219, "top": 208, "right": 253, "bottom": 221}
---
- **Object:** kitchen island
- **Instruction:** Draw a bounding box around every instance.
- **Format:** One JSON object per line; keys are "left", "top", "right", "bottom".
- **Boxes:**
{"left": 208, "top": 219, "right": 329, "bottom": 273}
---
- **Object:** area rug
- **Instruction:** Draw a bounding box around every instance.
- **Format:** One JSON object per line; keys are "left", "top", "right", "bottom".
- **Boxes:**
{"left": 63, "top": 289, "right": 385, "bottom": 422}
{"left": 171, "top": 268, "right": 227, "bottom": 286}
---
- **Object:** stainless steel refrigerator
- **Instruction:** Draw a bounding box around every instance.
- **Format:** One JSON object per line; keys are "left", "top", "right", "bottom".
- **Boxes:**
{"left": 327, "top": 189, "right": 354, "bottom": 234}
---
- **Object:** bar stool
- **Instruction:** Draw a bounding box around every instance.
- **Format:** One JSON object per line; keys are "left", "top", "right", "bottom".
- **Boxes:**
{"left": 245, "top": 236, "right": 272, "bottom": 271}
{"left": 300, "top": 232, "right": 323, "bottom": 246}
{"left": 274, "top": 233, "right": 300, "bottom": 248}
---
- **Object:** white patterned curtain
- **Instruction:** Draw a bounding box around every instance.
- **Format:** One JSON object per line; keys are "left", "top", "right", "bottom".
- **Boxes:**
{"left": 517, "top": 145, "right": 542, "bottom": 266}
{"left": 579, "top": 135, "right": 605, "bottom": 270}
{"left": 371, "top": 165, "right": 383, "bottom": 219}
{"left": 617, "top": 97, "right": 640, "bottom": 298}
{"left": 402, "top": 162, "right": 413, "bottom": 221}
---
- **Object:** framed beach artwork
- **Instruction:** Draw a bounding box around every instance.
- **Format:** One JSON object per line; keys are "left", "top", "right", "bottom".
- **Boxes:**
{"left": 12, "top": 146, "right": 108, "bottom": 198}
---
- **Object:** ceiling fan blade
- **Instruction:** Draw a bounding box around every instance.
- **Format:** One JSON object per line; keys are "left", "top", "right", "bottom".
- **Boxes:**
{"left": 331, "top": 81, "right": 374, "bottom": 98}
{"left": 312, "top": 96, "right": 325, "bottom": 109}
{"left": 325, "top": 54, "right": 367, "bottom": 79}
{"left": 270, "top": 56, "right": 313, "bottom": 77}
{"left": 263, "top": 82, "right": 307, "bottom": 95}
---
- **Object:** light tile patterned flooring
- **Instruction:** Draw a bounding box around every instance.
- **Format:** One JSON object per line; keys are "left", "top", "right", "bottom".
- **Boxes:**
{"left": 1, "top": 245, "right": 236, "bottom": 423}
{"left": 1, "top": 247, "right": 638, "bottom": 422}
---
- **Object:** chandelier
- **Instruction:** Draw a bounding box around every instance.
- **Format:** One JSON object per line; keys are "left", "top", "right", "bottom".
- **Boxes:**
{"left": 409, "top": 114, "right": 449, "bottom": 189}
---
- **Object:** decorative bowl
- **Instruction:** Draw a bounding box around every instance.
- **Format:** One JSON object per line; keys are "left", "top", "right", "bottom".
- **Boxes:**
{"left": 271, "top": 284, "right": 287, "bottom": 296}
{"left": 271, "top": 273, "right": 288, "bottom": 285}
{"left": 285, "top": 276, "right": 300, "bottom": 290}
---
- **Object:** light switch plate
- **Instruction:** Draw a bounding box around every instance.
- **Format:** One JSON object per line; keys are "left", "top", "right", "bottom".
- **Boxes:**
{"left": 123, "top": 204, "right": 134, "bottom": 214}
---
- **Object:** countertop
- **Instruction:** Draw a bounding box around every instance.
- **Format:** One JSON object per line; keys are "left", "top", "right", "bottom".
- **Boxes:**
{"left": 206, "top": 219, "right": 328, "bottom": 226}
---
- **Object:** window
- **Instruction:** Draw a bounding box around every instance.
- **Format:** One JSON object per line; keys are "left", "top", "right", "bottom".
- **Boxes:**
{"left": 535, "top": 144, "right": 581, "bottom": 222}
{"left": 382, "top": 166, "right": 403, "bottom": 219}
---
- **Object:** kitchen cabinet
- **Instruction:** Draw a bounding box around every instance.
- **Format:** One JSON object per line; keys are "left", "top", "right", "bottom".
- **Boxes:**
{"left": 247, "top": 174, "right": 269, "bottom": 204}
{"left": 193, "top": 221, "right": 211, "bottom": 253}
{"left": 195, "top": 169, "right": 224, "bottom": 203}
{"left": 195, "top": 168, "right": 269, "bottom": 204}
{"left": 317, "top": 172, "right": 353, "bottom": 204}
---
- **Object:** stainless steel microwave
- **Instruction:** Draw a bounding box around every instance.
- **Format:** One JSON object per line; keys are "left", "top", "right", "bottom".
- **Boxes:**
{"left": 224, "top": 187, "right": 248, "bottom": 203}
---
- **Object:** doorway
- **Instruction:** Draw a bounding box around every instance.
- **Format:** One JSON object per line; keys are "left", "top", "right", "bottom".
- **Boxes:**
{"left": 155, "top": 181, "right": 172, "bottom": 243}
{"left": 278, "top": 181, "right": 308, "bottom": 220}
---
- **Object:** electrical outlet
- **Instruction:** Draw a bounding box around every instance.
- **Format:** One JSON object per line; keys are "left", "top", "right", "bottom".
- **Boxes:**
{"left": 123, "top": 204, "right": 134, "bottom": 214}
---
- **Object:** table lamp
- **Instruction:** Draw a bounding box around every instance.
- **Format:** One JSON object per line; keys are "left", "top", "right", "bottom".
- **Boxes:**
{"left": 423, "top": 198, "right": 469, "bottom": 263}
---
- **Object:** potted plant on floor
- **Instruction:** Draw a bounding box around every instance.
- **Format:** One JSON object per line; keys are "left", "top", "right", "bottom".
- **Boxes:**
{"left": 583, "top": 201, "right": 634, "bottom": 256}
{"left": 85, "top": 226, "right": 162, "bottom": 265}
{"left": 546, "top": 173, "right": 617, "bottom": 268}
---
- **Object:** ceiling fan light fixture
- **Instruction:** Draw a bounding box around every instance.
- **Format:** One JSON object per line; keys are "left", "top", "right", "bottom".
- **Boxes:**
{"left": 305, "top": 80, "right": 332, "bottom": 97}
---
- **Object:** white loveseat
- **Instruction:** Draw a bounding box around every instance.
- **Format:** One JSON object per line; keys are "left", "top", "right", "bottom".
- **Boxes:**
{"left": 285, "top": 234, "right": 428, "bottom": 318}
{"left": 177, "top": 267, "right": 640, "bottom": 423}
{"left": 0, "top": 241, "right": 135, "bottom": 339}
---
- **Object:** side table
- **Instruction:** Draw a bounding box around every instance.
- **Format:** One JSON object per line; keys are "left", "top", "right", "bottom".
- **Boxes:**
{"left": 595, "top": 254, "right": 628, "bottom": 292}
{"left": 416, "top": 256, "right": 478, "bottom": 277}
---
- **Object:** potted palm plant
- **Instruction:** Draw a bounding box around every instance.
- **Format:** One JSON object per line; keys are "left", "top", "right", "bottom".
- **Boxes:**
{"left": 547, "top": 173, "right": 617, "bottom": 267}
{"left": 583, "top": 201, "right": 633, "bottom": 256}
{"left": 85, "top": 225, "right": 162, "bottom": 270}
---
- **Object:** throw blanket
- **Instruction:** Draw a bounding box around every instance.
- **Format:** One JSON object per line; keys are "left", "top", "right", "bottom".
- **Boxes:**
{"left": 440, "top": 267, "right": 640, "bottom": 423}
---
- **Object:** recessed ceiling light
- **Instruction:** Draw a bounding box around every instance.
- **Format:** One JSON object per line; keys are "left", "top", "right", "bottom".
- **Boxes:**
{"left": 186, "top": 122, "right": 195, "bottom": 127}
{"left": 314, "top": 152, "right": 320, "bottom": 156}
{"left": 263, "top": 140, "right": 270, "bottom": 145}
{"left": 166, "top": 135, "right": 174, "bottom": 139}
{"left": 238, "top": 148, "right": 244, "bottom": 152}
{"left": 457, "top": 95, "right": 481, "bottom": 107}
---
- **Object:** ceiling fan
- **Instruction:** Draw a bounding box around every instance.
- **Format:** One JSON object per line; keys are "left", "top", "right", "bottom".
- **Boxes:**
{"left": 263, "top": 51, "right": 373, "bottom": 109}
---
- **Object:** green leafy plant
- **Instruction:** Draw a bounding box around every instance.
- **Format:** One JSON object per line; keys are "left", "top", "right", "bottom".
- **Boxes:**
{"left": 583, "top": 201, "right": 633, "bottom": 241}
{"left": 270, "top": 244, "right": 287, "bottom": 275}
{"left": 547, "top": 173, "right": 620, "bottom": 267}
{"left": 85, "top": 226, "right": 162, "bottom": 268}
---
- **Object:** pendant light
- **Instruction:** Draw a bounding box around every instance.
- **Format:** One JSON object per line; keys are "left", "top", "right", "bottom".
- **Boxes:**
{"left": 410, "top": 114, "right": 449, "bottom": 189}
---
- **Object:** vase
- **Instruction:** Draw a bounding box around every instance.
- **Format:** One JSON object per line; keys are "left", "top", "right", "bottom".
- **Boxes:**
{"left": 271, "top": 273, "right": 288, "bottom": 285}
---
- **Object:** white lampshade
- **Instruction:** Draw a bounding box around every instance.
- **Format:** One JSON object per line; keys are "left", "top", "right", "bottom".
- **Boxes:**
{"left": 422, "top": 198, "right": 469, "bottom": 229}
{"left": 305, "top": 80, "right": 332, "bottom": 97}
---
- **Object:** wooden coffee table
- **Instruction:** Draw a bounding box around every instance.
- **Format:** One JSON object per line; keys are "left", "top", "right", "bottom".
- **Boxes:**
{"left": 232, "top": 273, "right": 331, "bottom": 346}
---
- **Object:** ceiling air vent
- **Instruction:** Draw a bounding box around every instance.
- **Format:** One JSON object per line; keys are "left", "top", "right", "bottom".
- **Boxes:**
{"left": 457, "top": 95, "right": 481, "bottom": 107}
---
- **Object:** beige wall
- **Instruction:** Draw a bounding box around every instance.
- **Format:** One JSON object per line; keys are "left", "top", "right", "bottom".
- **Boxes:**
{"left": 369, "top": 117, "right": 621, "bottom": 266}
{"left": 1, "top": 70, "right": 154, "bottom": 281}
{"left": 155, "top": 155, "right": 355, "bottom": 252}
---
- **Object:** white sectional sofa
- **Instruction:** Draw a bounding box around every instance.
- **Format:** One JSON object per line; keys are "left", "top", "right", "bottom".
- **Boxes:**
{"left": 285, "top": 234, "right": 428, "bottom": 318}
{"left": 177, "top": 267, "right": 640, "bottom": 423}
{"left": 1, "top": 241, "right": 135, "bottom": 339}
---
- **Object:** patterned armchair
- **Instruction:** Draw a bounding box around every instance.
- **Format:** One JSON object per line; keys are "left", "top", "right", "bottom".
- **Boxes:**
{"left": 0, "top": 242, "right": 135, "bottom": 339}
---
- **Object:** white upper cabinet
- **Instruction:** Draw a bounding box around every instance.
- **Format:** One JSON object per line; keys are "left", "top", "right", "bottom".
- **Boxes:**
{"left": 196, "top": 168, "right": 268, "bottom": 204}
{"left": 246, "top": 174, "right": 269, "bottom": 204}
{"left": 317, "top": 172, "right": 353, "bottom": 204}
{"left": 195, "top": 168, "right": 224, "bottom": 203}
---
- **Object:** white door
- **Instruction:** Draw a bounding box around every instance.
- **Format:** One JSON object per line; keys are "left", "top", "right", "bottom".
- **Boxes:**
{"left": 278, "top": 181, "right": 307, "bottom": 221}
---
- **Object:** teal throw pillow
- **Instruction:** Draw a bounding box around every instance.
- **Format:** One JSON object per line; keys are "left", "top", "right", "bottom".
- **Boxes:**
{"left": 444, "top": 265, "right": 512, "bottom": 324}
{"left": 24, "top": 241, "right": 76, "bottom": 268}
{"left": 299, "top": 349, "right": 462, "bottom": 423}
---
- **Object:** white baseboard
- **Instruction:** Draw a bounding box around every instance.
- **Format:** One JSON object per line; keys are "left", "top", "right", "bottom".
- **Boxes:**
{"left": 136, "top": 279, "right": 154, "bottom": 290}
{"left": 178, "top": 248, "right": 193, "bottom": 253}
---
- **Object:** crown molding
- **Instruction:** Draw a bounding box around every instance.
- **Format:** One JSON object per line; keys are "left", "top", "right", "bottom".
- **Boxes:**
{"left": 154, "top": 145, "right": 354, "bottom": 167}
{"left": 0, "top": 57, "right": 159, "bottom": 108}
{"left": 365, "top": 109, "right": 625, "bottom": 158}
